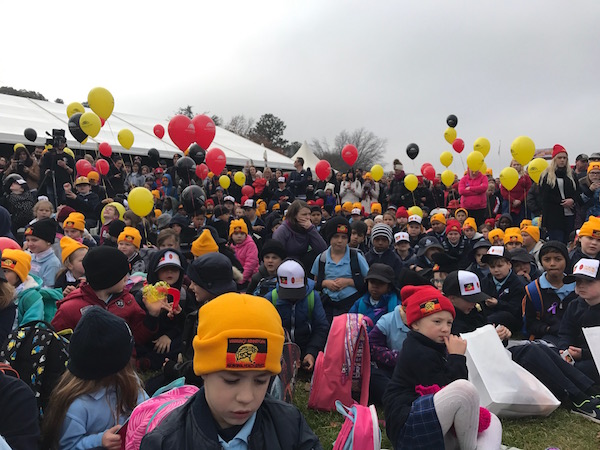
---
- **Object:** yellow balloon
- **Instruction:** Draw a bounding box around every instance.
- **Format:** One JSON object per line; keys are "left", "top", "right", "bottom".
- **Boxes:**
{"left": 527, "top": 157, "right": 549, "bottom": 184}
{"left": 81, "top": 137, "right": 88, "bottom": 145}
{"left": 234, "top": 171, "right": 246, "bottom": 187}
{"left": 500, "top": 167, "right": 519, "bottom": 191}
{"left": 407, "top": 206, "right": 423, "bottom": 218}
{"left": 510, "top": 136, "right": 536, "bottom": 166}
{"left": 66, "top": 102, "right": 85, "bottom": 118}
{"left": 480, "top": 161, "right": 487, "bottom": 174}
{"left": 219, "top": 175, "right": 231, "bottom": 189}
{"left": 473, "top": 137, "right": 491, "bottom": 157}
{"left": 118, "top": 129, "right": 134, "bottom": 150}
{"left": 128, "top": 187, "right": 154, "bottom": 217}
{"left": 441, "top": 170, "right": 455, "bottom": 188}
{"left": 79, "top": 112, "right": 102, "bottom": 138}
{"left": 88, "top": 87, "right": 114, "bottom": 120}
{"left": 444, "top": 127, "right": 457, "bottom": 145}
{"left": 466, "top": 151, "right": 484, "bottom": 172}
{"left": 371, "top": 164, "right": 384, "bottom": 181}
{"left": 440, "top": 151, "right": 453, "bottom": 168}
{"left": 404, "top": 174, "right": 418, "bottom": 192}
{"left": 100, "top": 201, "right": 126, "bottom": 224}
{"left": 63, "top": 147, "right": 74, "bottom": 158}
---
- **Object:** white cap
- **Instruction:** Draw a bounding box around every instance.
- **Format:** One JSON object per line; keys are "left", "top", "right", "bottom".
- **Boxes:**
{"left": 394, "top": 232, "right": 410, "bottom": 243}
{"left": 408, "top": 214, "right": 422, "bottom": 224}
{"left": 487, "top": 246, "right": 506, "bottom": 257}
{"left": 277, "top": 260, "right": 306, "bottom": 300}
{"left": 278, "top": 177, "right": 286, "bottom": 183}
{"left": 243, "top": 199, "right": 255, "bottom": 208}
{"left": 156, "top": 250, "right": 182, "bottom": 270}
{"left": 351, "top": 208, "right": 362, "bottom": 215}
{"left": 224, "top": 195, "right": 235, "bottom": 203}
{"left": 572, "top": 259, "right": 600, "bottom": 279}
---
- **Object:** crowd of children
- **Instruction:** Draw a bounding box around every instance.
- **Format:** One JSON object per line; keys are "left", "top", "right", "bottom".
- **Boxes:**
{"left": 0, "top": 148, "right": 599, "bottom": 449}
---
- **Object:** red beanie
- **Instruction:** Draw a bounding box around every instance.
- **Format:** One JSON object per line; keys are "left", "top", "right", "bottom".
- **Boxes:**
{"left": 396, "top": 207, "right": 408, "bottom": 219}
{"left": 401, "top": 285, "right": 455, "bottom": 327}
{"left": 446, "top": 219, "right": 462, "bottom": 234}
{"left": 552, "top": 144, "right": 567, "bottom": 159}
{"left": 484, "top": 218, "right": 496, "bottom": 227}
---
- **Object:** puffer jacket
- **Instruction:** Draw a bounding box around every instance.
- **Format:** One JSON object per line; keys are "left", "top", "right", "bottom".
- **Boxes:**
{"left": 272, "top": 220, "right": 327, "bottom": 258}
{"left": 15, "top": 274, "right": 62, "bottom": 325}
{"left": 231, "top": 234, "right": 259, "bottom": 284}
{"left": 458, "top": 171, "right": 488, "bottom": 210}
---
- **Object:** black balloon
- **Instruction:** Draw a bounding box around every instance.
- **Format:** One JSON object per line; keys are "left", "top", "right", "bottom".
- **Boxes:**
{"left": 176, "top": 156, "right": 196, "bottom": 181}
{"left": 188, "top": 143, "right": 206, "bottom": 164}
{"left": 181, "top": 184, "right": 206, "bottom": 214}
{"left": 148, "top": 148, "right": 159, "bottom": 160}
{"left": 446, "top": 114, "right": 458, "bottom": 128}
{"left": 24, "top": 128, "right": 37, "bottom": 142}
{"left": 68, "top": 113, "right": 88, "bottom": 143}
{"left": 406, "top": 143, "right": 419, "bottom": 160}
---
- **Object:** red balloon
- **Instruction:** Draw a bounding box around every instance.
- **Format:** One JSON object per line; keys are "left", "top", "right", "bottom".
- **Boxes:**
{"left": 0, "top": 237, "right": 20, "bottom": 251}
{"left": 100, "top": 117, "right": 106, "bottom": 127}
{"left": 96, "top": 159, "right": 110, "bottom": 176}
{"left": 76, "top": 159, "right": 92, "bottom": 177}
{"left": 192, "top": 115, "right": 216, "bottom": 149}
{"left": 452, "top": 138, "right": 465, "bottom": 153}
{"left": 315, "top": 160, "right": 331, "bottom": 180}
{"left": 168, "top": 115, "right": 196, "bottom": 151}
{"left": 241, "top": 195, "right": 249, "bottom": 205}
{"left": 423, "top": 165, "right": 436, "bottom": 181}
{"left": 420, "top": 163, "right": 433, "bottom": 176}
{"left": 205, "top": 148, "right": 227, "bottom": 175}
{"left": 99, "top": 142, "right": 112, "bottom": 158}
{"left": 153, "top": 124, "right": 165, "bottom": 139}
{"left": 241, "top": 185, "right": 254, "bottom": 197}
{"left": 195, "top": 163, "right": 209, "bottom": 179}
{"left": 341, "top": 144, "right": 358, "bottom": 166}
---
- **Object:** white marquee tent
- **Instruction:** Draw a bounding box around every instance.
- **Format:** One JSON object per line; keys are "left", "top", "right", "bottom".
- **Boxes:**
{"left": 292, "top": 141, "right": 321, "bottom": 172}
{"left": 0, "top": 94, "right": 294, "bottom": 169}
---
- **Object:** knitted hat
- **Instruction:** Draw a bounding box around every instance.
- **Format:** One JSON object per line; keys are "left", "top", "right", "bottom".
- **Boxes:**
{"left": 83, "top": 246, "right": 130, "bottom": 291}
{"left": 63, "top": 212, "right": 86, "bottom": 232}
{"left": 488, "top": 228, "right": 505, "bottom": 244}
{"left": 68, "top": 306, "right": 134, "bottom": 380}
{"left": 484, "top": 218, "right": 496, "bottom": 228}
{"left": 579, "top": 216, "right": 600, "bottom": 239}
{"left": 325, "top": 216, "right": 351, "bottom": 243}
{"left": 60, "top": 236, "right": 88, "bottom": 263}
{"left": 521, "top": 226, "right": 540, "bottom": 243}
{"left": 1, "top": 249, "right": 31, "bottom": 283}
{"left": 24, "top": 218, "right": 56, "bottom": 244}
{"left": 539, "top": 240, "right": 569, "bottom": 264}
{"left": 342, "top": 202, "right": 353, "bottom": 213}
{"left": 395, "top": 207, "right": 408, "bottom": 219}
{"left": 118, "top": 227, "right": 142, "bottom": 249}
{"left": 446, "top": 219, "right": 462, "bottom": 234}
{"left": 371, "top": 223, "right": 393, "bottom": 244}
{"left": 401, "top": 285, "right": 455, "bottom": 327}
{"left": 431, "top": 213, "right": 446, "bottom": 225}
{"left": 520, "top": 219, "right": 532, "bottom": 230}
{"left": 370, "top": 203, "right": 382, "bottom": 214}
{"left": 191, "top": 229, "right": 219, "bottom": 257}
{"left": 334, "top": 205, "right": 342, "bottom": 213}
{"left": 325, "top": 183, "right": 335, "bottom": 192}
{"left": 56, "top": 206, "right": 75, "bottom": 224}
{"left": 229, "top": 219, "right": 248, "bottom": 237}
{"left": 552, "top": 144, "right": 567, "bottom": 159}
{"left": 192, "top": 293, "right": 285, "bottom": 376}
{"left": 587, "top": 162, "right": 600, "bottom": 174}
{"left": 454, "top": 208, "right": 468, "bottom": 218}
{"left": 462, "top": 218, "right": 477, "bottom": 230}
{"left": 187, "top": 252, "right": 237, "bottom": 296}
{"left": 503, "top": 227, "right": 524, "bottom": 244}
{"left": 108, "top": 220, "right": 126, "bottom": 239}
{"left": 260, "top": 239, "right": 287, "bottom": 260}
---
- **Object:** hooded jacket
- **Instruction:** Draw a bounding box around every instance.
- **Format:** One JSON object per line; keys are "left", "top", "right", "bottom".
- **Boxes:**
{"left": 159, "top": 174, "right": 178, "bottom": 200}
{"left": 231, "top": 234, "right": 259, "bottom": 284}
{"left": 15, "top": 274, "right": 63, "bottom": 326}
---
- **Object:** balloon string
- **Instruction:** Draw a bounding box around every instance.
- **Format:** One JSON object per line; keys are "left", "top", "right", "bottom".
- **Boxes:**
{"left": 412, "top": 192, "right": 416, "bottom": 207}
{"left": 101, "top": 177, "right": 109, "bottom": 200}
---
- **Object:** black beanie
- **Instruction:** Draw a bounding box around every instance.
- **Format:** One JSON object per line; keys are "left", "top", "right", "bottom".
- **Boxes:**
{"left": 260, "top": 239, "right": 287, "bottom": 260}
{"left": 25, "top": 218, "right": 57, "bottom": 243}
{"left": 83, "top": 246, "right": 130, "bottom": 290}
{"left": 68, "top": 306, "right": 134, "bottom": 380}
{"left": 539, "top": 240, "right": 569, "bottom": 265}
{"left": 325, "top": 216, "right": 351, "bottom": 243}
{"left": 108, "top": 220, "right": 126, "bottom": 239}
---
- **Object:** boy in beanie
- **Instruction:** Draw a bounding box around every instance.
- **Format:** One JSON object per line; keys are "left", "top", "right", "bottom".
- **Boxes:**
{"left": 64, "top": 176, "right": 100, "bottom": 228}
{"left": 427, "top": 212, "right": 447, "bottom": 241}
{"left": 365, "top": 223, "right": 403, "bottom": 274}
{"left": 568, "top": 216, "right": 600, "bottom": 273}
{"left": 521, "top": 225, "right": 543, "bottom": 269}
{"left": 62, "top": 212, "right": 96, "bottom": 248}
{"left": 51, "top": 246, "right": 167, "bottom": 346}
{"left": 104, "top": 219, "right": 126, "bottom": 247}
{"left": 247, "top": 239, "right": 286, "bottom": 296}
{"left": 349, "top": 220, "right": 368, "bottom": 253}
{"left": 440, "top": 219, "right": 470, "bottom": 266}
{"left": 24, "top": 218, "right": 61, "bottom": 288}
{"left": 118, "top": 226, "right": 145, "bottom": 273}
{"left": 140, "top": 293, "right": 321, "bottom": 449}
{"left": 503, "top": 227, "right": 524, "bottom": 251}
{"left": 487, "top": 228, "right": 504, "bottom": 246}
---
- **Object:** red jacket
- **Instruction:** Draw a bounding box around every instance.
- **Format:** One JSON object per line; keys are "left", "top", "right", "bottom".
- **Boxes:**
{"left": 51, "top": 283, "right": 158, "bottom": 345}
{"left": 501, "top": 175, "right": 532, "bottom": 214}
{"left": 458, "top": 172, "right": 488, "bottom": 210}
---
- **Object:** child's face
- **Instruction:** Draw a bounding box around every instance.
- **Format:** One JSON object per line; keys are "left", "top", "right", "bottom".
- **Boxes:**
{"left": 3, "top": 270, "right": 19, "bottom": 287}
{"left": 521, "top": 232, "right": 535, "bottom": 248}
{"left": 159, "top": 237, "right": 179, "bottom": 250}
{"left": 411, "top": 310, "right": 453, "bottom": 344}
{"left": 463, "top": 228, "right": 476, "bottom": 239}
{"left": 575, "top": 278, "right": 600, "bottom": 305}
{"left": 192, "top": 214, "right": 205, "bottom": 228}
{"left": 350, "top": 231, "right": 365, "bottom": 247}
{"left": 25, "top": 236, "right": 51, "bottom": 253}
{"left": 455, "top": 212, "right": 467, "bottom": 222}
{"left": 504, "top": 241, "right": 523, "bottom": 251}
{"left": 231, "top": 231, "right": 246, "bottom": 245}
{"left": 374, "top": 216, "right": 383, "bottom": 224}
{"left": 64, "top": 228, "right": 83, "bottom": 239}
{"left": 432, "top": 272, "right": 447, "bottom": 290}
{"left": 491, "top": 236, "right": 503, "bottom": 246}
{"left": 36, "top": 206, "right": 53, "bottom": 220}
{"left": 580, "top": 235, "right": 600, "bottom": 256}
{"left": 406, "top": 223, "right": 420, "bottom": 237}
{"left": 234, "top": 206, "right": 243, "bottom": 218}
{"left": 76, "top": 184, "right": 91, "bottom": 194}
{"left": 474, "top": 248, "right": 488, "bottom": 267}
{"left": 481, "top": 227, "right": 490, "bottom": 240}
{"left": 158, "top": 266, "right": 181, "bottom": 286}
{"left": 9, "top": 182, "right": 24, "bottom": 194}
{"left": 450, "top": 296, "right": 477, "bottom": 315}
{"left": 512, "top": 260, "right": 530, "bottom": 277}
{"left": 118, "top": 241, "right": 137, "bottom": 257}
{"left": 431, "top": 221, "right": 445, "bottom": 234}
{"left": 395, "top": 241, "right": 410, "bottom": 253}
{"left": 383, "top": 216, "right": 395, "bottom": 227}
{"left": 367, "top": 279, "right": 390, "bottom": 300}
{"left": 243, "top": 208, "right": 256, "bottom": 220}
{"left": 540, "top": 251, "right": 566, "bottom": 277}
{"left": 488, "top": 258, "right": 511, "bottom": 279}
{"left": 189, "top": 281, "right": 212, "bottom": 304}
{"left": 372, "top": 236, "right": 390, "bottom": 253}
{"left": 202, "top": 370, "right": 271, "bottom": 429}
{"left": 396, "top": 217, "right": 408, "bottom": 227}
{"left": 263, "top": 253, "right": 282, "bottom": 275}
{"left": 330, "top": 233, "right": 349, "bottom": 252}
{"left": 498, "top": 218, "right": 511, "bottom": 230}
{"left": 170, "top": 224, "right": 182, "bottom": 235}
{"left": 447, "top": 231, "right": 461, "bottom": 245}
{"left": 103, "top": 206, "right": 118, "bottom": 221}
{"left": 310, "top": 211, "right": 322, "bottom": 226}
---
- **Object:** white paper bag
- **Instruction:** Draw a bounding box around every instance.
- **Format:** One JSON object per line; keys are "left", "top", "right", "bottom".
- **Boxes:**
{"left": 461, "top": 325, "right": 560, "bottom": 418}
{"left": 582, "top": 326, "right": 600, "bottom": 377}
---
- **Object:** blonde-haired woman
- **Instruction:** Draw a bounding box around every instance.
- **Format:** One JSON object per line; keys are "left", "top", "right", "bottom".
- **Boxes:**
{"left": 539, "top": 145, "right": 581, "bottom": 243}
{"left": 500, "top": 159, "right": 532, "bottom": 224}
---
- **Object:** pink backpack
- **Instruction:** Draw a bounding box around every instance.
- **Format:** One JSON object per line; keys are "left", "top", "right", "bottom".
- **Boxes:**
{"left": 124, "top": 384, "right": 199, "bottom": 450}
{"left": 333, "top": 400, "right": 381, "bottom": 450}
{"left": 308, "top": 313, "right": 371, "bottom": 411}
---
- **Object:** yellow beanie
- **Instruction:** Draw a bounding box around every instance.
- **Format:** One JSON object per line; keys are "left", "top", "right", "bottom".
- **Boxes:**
{"left": 503, "top": 227, "right": 524, "bottom": 244}
{"left": 520, "top": 219, "right": 532, "bottom": 230}
{"left": 454, "top": 208, "right": 468, "bottom": 218}
{"left": 191, "top": 229, "right": 219, "bottom": 257}
{"left": 229, "top": 219, "right": 248, "bottom": 237}
{"left": 521, "top": 225, "right": 540, "bottom": 243}
{"left": 63, "top": 212, "right": 86, "bottom": 232}
{"left": 60, "top": 236, "right": 88, "bottom": 263}
{"left": 431, "top": 213, "right": 447, "bottom": 225}
{"left": 118, "top": 226, "right": 142, "bottom": 249}
{"left": 193, "top": 293, "right": 284, "bottom": 376}
{"left": 352, "top": 202, "right": 362, "bottom": 210}
{"left": 154, "top": 209, "right": 162, "bottom": 218}
{"left": 587, "top": 162, "right": 600, "bottom": 174}
{"left": 488, "top": 228, "right": 505, "bottom": 244}
{"left": 335, "top": 205, "right": 342, "bottom": 213}
{"left": 342, "top": 202, "right": 353, "bottom": 213}
{"left": 1, "top": 249, "right": 31, "bottom": 283}
{"left": 462, "top": 217, "right": 477, "bottom": 230}
{"left": 579, "top": 216, "right": 600, "bottom": 239}
{"left": 371, "top": 202, "right": 382, "bottom": 214}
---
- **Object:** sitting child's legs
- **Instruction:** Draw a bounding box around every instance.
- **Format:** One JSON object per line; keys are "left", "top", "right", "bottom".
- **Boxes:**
{"left": 433, "top": 379, "right": 479, "bottom": 450}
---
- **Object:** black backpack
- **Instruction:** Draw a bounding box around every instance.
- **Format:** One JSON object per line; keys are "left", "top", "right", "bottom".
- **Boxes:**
{"left": 0, "top": 320, "right": 70, "bottom": 416}
{"left": 315, "top": 247, "right": 366, "bottom": 293}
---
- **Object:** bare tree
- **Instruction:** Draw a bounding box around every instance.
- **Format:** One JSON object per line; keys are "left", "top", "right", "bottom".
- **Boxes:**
{"left": 224, "top": 114, "right": 256, "bottom": 137}
{"left": 312, "top": 128, "right": 386, "bottom": 172}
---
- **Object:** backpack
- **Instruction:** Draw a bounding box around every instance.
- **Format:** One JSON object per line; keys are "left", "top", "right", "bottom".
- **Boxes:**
{"left": 0, "top": 320, "right": 69, "bottom": 416}
{"left": 308, "top": 313, "right": 371, "bottom": 411}
{"left": 315, "top": 248, "right": 365, "bottom": 294}
{"left": 253, "top": 275, "right": 278, "bottom": 297}
{"left": 522, "top": 279, "right": 543, "bottom": 335}
{"left": 268, "top": 338, "right": 301, "bottom": 404}
{"left": 332, "top": 400, "right": 381, "bottom": 450}
{"left": 270, "top": 289, "right": 315, "bottom": 320}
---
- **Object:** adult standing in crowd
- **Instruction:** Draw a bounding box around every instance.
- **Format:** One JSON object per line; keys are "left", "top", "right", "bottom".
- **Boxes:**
{"left": 574, "top": 153, "right": 589, "bottom": 179}
{"left": 387, "top": 159, "right": 406, "bottom": 207}
{"left": 106, "top": 156, "right": 126, "bottom": 198}
{"left": 339, "top": 169, "right": 362, "bottom": 204}
{"left": 500, "top": 159, "right": 532, "bottom": 224}
{"left": 6, "top": 146, "right": 40, "bottom": 191}
{"left": 39, "top": 135, "right": 75, "bottom": 207}
{"left": 458, "top": 167, "right": 488, "bottom": 227}
{"left": 288, "top": 157, "right": 308, "bottom": 200}
{"left": 361, "top": 172, "right": 380, "bottom": 213}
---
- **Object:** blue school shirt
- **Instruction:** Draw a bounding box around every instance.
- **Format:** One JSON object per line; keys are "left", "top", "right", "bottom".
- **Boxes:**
{"left": 217, "top": 412, "right": 256, "bottom": 450}
{"left": 310, "top": 246, "right": 369, "bottom": 301}
{"left": 30, "top": 247, "right": 61, "bottom": 288}
{"left": 538, "top": 272, "right": 576, "bottom": 301}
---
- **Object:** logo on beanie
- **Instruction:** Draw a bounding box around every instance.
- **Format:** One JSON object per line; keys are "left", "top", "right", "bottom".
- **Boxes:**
{"left": 1, "top": 259, "right": 15, "bottom": 270}
{"left": 336, "top": 225, "right": 348, "bottom": 234}
{"left": 227, "top": 338, "right": 267, "bottom": 369}
{"left": 593, "top": 230, "right": 600, "bottom": 238}
{"left": 125, "top": 235, "right": 135, "bottom": 243}
{"left": 420, "top": 299, "right": 442, "bottom": 316}
{"left": 24, "top": 228, "right": 33, "bottom": 236}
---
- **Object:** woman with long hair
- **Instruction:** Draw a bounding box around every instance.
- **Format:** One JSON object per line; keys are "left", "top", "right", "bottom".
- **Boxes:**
{"left": 6, "top": 146, "right": 40, "bottom": 190}
{"left": 339, "top": 169, "right": 363, "bottom": 204}
{"left": 500, "top": 159, "right": 532, "bottom": 223}
{"left": 539, "top": 145, "right": 581, "bottom": 243}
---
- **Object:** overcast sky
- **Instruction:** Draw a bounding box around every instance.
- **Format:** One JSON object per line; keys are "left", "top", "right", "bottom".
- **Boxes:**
{"left": 2, "top": 1, "right": 599, "bottom": 174}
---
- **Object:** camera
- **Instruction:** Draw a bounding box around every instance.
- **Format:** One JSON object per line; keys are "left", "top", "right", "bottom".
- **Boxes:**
{"left": 45, "top": 129, "right": 66, "bottom": 153}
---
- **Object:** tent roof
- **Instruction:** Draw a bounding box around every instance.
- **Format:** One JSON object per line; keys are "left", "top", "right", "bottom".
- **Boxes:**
{"left": 0, "top": 94, "right": 294, "bottom": 169}
{"left": 292, "top": 141, "right": 321, "bottom": 172}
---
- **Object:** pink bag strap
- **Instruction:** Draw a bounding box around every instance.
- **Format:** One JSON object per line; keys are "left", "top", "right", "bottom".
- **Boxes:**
{"left": 357, "top": 324, "right": 371, "bottom": 406}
